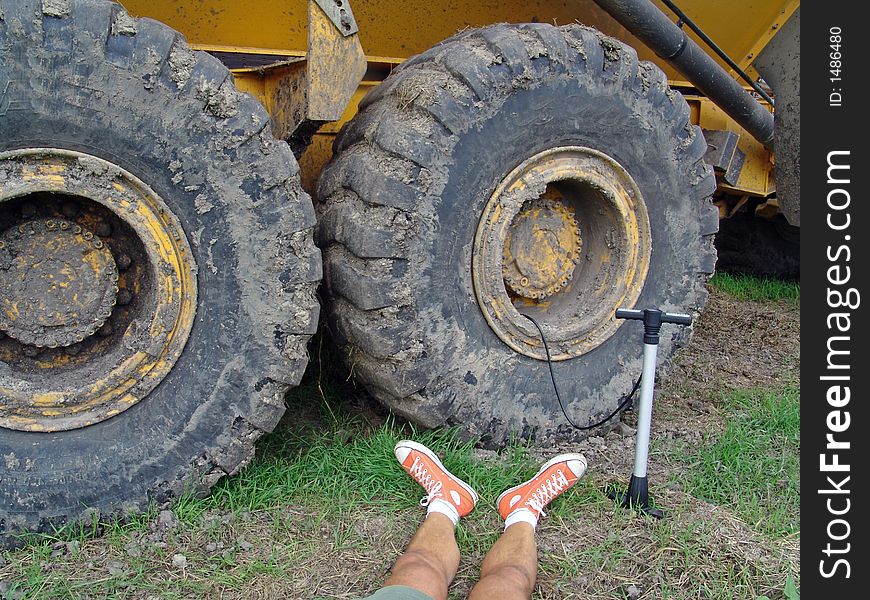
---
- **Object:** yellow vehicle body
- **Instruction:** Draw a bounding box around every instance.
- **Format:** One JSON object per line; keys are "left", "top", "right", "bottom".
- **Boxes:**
{"left": 121, "top": 0, "right": 797, "bottom": 200}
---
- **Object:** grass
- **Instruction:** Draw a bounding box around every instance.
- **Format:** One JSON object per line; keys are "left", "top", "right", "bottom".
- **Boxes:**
{"left": 1, "top": 376, "right": 802, "bottom": 599}
{"left": 186, "top": 397, "right": 549, "bottom": 522}
{"left": 709, "top": 272, "right": 800, "bottom": 304}
{"left": 1, "top": 391, "right": 800, "bottom": 599}
{"left": 0, "top": 394, "right": 601, "bottom": 599}
{"left": 1, "top": 336, "right": 800, "bottom": 598}
{"left": 671, "top": 386, "right": 800, "bottom": 539}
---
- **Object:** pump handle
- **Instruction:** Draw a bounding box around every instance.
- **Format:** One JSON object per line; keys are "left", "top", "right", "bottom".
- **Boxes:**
{"left": 615, "top": 308, "right": 692, "bottom": 325}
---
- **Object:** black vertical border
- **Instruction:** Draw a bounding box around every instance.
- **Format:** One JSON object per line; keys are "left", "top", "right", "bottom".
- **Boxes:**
{"left": 802, "top": 2, "right": 868, "bottom": 595}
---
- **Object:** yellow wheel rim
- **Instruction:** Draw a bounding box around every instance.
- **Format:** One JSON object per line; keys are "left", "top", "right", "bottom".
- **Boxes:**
{"left": 0, "top": 149, "right": 197, "bottom": 432}
{"left": 472, "top": 146, "right": 651, "bottom": 361}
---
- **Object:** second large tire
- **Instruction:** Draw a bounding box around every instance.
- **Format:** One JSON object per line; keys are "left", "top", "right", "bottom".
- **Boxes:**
{"left": 317, "top": 24, "right": 717, "bottom": 443}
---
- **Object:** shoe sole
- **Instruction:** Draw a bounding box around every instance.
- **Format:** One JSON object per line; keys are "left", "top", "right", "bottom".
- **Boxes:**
{"left": 496, "top": 453, "right": 587, "bottom": 509}
{"left": 394, "top": 440, "right": 479, "bottom": 505}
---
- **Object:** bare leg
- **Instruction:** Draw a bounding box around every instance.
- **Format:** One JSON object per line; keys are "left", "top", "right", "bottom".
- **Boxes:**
{"left": 470, "top": 453, "right": 587, "bottom": 600}
{"left": 468, "top": 522, "right": 537, "bottom": 600}
{"left": 382, "top": 512, "right": 460, "bottom": 600}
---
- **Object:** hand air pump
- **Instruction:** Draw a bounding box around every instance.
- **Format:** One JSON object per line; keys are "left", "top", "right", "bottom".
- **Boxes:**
{"left": 609, "top": 308, "right": 692, "bottom": 519}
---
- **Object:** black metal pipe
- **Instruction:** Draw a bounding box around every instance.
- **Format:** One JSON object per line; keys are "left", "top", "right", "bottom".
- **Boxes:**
{"left": 591, "top": 0, "right": 775, "bottom": 150}
{"left": 660, "top": 0, "right": 775, "bottom": 106}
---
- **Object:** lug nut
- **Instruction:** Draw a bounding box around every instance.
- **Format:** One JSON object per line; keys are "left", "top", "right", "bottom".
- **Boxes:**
{"left": 116, "top": 254, "right": 132, "bottom": 271}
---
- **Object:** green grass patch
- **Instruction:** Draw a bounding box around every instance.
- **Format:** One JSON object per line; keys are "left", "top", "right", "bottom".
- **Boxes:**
{"left": 1, "top": 382, "right": 800, "bottom": 600}
{"left": 167, "top": 356, "right": 596, "bottom": 527}
{"left": 196, "top": 415, "right": 530, "bottom": 519}
{"left": 709, "top": 272, "right": 800, "bottom": 303}
{"left": 673, "top": 387, "right": 800, "bottom": 538}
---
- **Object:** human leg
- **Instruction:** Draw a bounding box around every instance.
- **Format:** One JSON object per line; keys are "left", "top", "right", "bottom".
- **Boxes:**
{"left": 468, "top": 453, "right": 587, "bottom": 600}
{"left": 468, "top": 521, "right": 537, "bottom": 600}
{"left": 362, "top": 440, "right": 478, "bottom": 600}
{"left": 381, "top": 512, "right": 459, "bottom": 600}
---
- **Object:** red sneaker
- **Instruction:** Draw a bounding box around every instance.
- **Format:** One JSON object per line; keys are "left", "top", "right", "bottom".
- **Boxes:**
{"left": 394, "top": 440, "right": 478, "bottom": 521}
{"left": 497, "top": 454, "right": 587, "bottom": 525}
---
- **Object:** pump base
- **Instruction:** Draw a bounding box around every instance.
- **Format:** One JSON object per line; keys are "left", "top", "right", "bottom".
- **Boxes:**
{"left": 607, "top": 475, "right": 665, "bottom": 519}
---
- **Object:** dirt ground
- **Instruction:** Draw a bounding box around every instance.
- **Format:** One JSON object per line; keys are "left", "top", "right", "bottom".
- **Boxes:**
{"left": 0, "top": 288, "right": 799, "bottom": 599}
{"left": 501, "top": 288, "right": 800, "bottom": 599}
{"left": 570, "top": 288, "right": 800, "bottom": 479}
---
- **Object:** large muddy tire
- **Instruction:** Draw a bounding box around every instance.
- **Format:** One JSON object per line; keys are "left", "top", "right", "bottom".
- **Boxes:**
{"left": 0, "top": 0, "right": 320, "bottom": 544}
{"left": 317, "top": 24, "right": 717, "bottom": 444}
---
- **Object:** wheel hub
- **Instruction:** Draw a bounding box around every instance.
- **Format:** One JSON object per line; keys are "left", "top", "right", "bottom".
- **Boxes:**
{"left": 0, "top": 219, "right": 118, "bottom": 347}
{"left": 472, "top": 146, "right": 651, "bottom": 361}
{"left": 502, "top": 198, "right": 582, "bottom": 300}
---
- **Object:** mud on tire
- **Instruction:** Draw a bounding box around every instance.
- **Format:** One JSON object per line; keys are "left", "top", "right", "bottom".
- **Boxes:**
{"left": 0, "top": 0, "right": 320, "bottom": 544}
{"left": 317, "top": 24, "right": 717, "bottom": 444}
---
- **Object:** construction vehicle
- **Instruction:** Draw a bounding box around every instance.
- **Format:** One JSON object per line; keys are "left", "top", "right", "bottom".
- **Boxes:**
{"left": 0, "top": 0, "right": 799, "bottom": 543}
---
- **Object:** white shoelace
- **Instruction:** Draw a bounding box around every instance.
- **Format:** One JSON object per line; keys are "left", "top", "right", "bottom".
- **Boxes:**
{"left": 524, "top": 468, "right": 571, "bottom": 517}
{"left": 409, "top": 455, "right": 444, "bottom": 507}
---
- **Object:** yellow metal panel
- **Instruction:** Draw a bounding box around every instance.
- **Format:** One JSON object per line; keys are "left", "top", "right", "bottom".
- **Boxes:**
{"left": 305, "top": 1, "right": 367, "bottom": 121}
{"left": 252, "top": 1, "right": 365, "bottom": 141}
{"left": 120, "top": 0, "right": 789, "bottom": 197}
{"left": 694, "top": 97, "right": 775, "bottom": 198}
{"left": 122, "top": 1, "right": 797, "bottom": 83}
{"left": 732, "top": 0, "right": 800, "bottom": 72}
{"left": 231, "top": 71, "right": 268, "bottom": 102}
{"left": 298, "top": 134, "right": 333, "bottom": 194}
{"left": 121, "top": 0, "right": 309, "bottom": 55}
{"left": 346, "top": 0, "right": 798, "bottom": 79}
{"left": 189, "top": 1, "right": 365, "bottom": 143}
